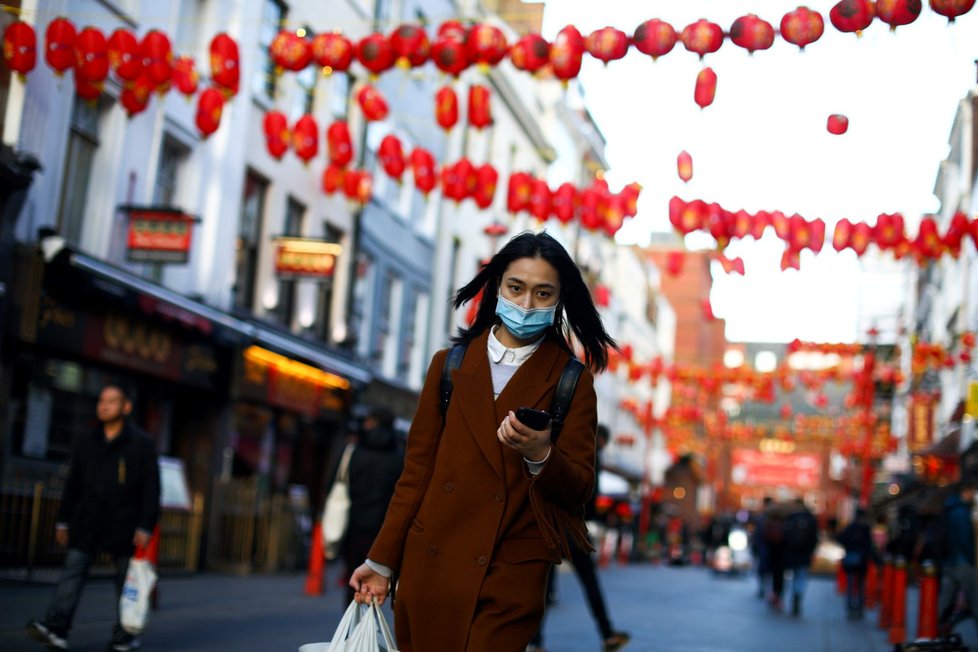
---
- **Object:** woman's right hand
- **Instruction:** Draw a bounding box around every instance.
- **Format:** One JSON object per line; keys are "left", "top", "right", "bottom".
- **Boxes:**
{"left": 349, "top": 563, "right": 391, "bottom": 605}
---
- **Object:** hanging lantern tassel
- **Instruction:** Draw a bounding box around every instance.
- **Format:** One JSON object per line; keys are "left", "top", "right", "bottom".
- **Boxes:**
{"left": 677, "top": 150, "right": 693, "bottom": 182}
{"left": 930, "top": 0, "right": 977, "bottom": 23}
{"left": 694, "top": 67, "right": 717, "bottom": 109}
{"left": 3, "top": 21, "right": 37, "bottom": 79}
{"left": 195, "top": 87, "right": 224, "bottom": 138}
{"left": 467, "top": 84, "right": 493, "bottom": 129}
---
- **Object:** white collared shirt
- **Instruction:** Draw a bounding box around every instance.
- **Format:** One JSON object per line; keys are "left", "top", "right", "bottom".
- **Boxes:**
{"left": 487, "top": 326, "right": 544, "bottom": 398}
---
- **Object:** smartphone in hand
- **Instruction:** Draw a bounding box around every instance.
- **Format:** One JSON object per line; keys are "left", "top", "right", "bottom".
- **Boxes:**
{"left": 515, "top": 407, "right": 551, "bottom": 430}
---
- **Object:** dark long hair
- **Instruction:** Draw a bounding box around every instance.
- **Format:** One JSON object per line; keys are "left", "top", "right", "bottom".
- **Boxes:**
{"left": 451, "top": 231, "right": 617, "bottom": 372}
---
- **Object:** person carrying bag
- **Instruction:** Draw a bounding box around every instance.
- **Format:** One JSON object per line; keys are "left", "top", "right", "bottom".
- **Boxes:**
{"left": 322, "top": 443, "right": 355, "bottom": 561}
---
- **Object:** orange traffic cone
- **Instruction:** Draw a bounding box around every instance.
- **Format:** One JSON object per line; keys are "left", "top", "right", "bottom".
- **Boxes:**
{"left": 888, "top": 557, "right": 908, "bottom": 644}
{"left": 305, "top": 521, "right": 325, "bottom": 596}
{"left": 917, "top": 560, "right": 939, "bottom": 640}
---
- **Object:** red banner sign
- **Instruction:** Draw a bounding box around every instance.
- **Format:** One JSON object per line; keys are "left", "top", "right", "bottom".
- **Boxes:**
{"left": 908, "top": 393, "right": 936, "bottom": 453}
{"left": 730, "top": 448, "right": 821, "bottom": 490}
{"left": 124, "top": 207, "right": 196, "bottom": 263}
{"left": 273, "top": 237, "right": 342, "bottom": 279}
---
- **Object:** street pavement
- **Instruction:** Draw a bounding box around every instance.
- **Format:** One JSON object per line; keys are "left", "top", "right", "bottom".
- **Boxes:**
{"left": 2, "top": 562, "right": 977, "bottom": 652}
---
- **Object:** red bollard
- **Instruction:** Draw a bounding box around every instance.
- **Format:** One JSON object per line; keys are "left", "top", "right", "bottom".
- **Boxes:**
{"left": 865, "top": 560, "right": 878, "bottom": 610}
{"left": 888, "top": 557, "right": 908, "bottom": 644}
{"left": 836, "top": 560, "right": 847, "bottom": 594}
{"left": 917, "top": 560, "right": 939, "bottom": 640}
{"left": 879, "top": 556, "right": 894, "bottom": 630}
{"left": 305, "top": 520, "right": 325, "bottom": 596}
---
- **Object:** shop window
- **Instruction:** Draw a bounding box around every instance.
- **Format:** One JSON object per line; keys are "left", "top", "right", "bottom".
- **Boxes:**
{"left": 253, "top": 0, "right": 286, "bottom": 101}
{"left": 235, "top": 170, "right": 268, "bottom": 311}
{"left": 276, "top": 196, "right": 305, "bottom": 327}
{"left": 379, "top": 272, "right": 403, "bottom": 377}
{"left": 314, "top": 223, "right": 343, "bottom": 342}
{"left": 56, "top": 98, "right": 105, "bottom": 246}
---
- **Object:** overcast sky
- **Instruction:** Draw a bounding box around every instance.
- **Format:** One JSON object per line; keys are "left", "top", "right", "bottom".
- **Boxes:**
{"left": 541, "top": 1, "right": 978, "bottom": 343}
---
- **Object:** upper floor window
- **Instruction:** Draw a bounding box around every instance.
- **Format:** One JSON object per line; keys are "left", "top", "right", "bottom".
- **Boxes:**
{"left": 235, "top": 170, "right": 269, "bottom": 311}
{"left": 254, "top": 0, "right": 286, "bottom": 100}
{"left": 276, "top": 196, "right": 306, "bottom": 326}
{"left": 57, "top": 98, "right": 106, "bottom": 245}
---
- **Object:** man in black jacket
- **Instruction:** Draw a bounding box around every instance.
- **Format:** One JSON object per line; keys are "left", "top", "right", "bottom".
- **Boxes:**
{"left": 27, "top": 385, "right": 160, "bottom": 652}
{"left": 343, "top": 405, "right": 403, "bottom": 604}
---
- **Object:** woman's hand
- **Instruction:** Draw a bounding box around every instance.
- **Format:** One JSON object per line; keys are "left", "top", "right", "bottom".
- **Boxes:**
{"left": 498, "top": 411, "right": 552, "bottom": 463}
{"left": 349, "top": 563, "right": 391, "bottom": 605}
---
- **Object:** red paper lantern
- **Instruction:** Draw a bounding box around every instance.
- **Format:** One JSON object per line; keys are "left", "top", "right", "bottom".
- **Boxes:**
{"left": 356, "top": 33, "right": 394, "bottom": 77}
{"left": 437, "top": 21, "right": 468, "bottom": 43}
{"left": 509, "top": 34, "right": 550, "bottom": 73}
{"left": 529, "top": 178, "right": 552, "bottom": 221}
{"left": 549, "top": 25, "right": 585, "bottom": 83}
{"left": 343, "top": 170, "right": 372, "bottom": 204}
{"left": 603, "top": 194, "right": 627, "bottom": 237}
{"left": 930, "top": 0, "right": 976, "bottom": 22}
{"left": 431, "top": 37, "right": 469, "bottom": 77}
{"left": 195, "top": 87, "right": 224, "bottom": 137}
{"left": 271, "top": 30, "right": 312, "bottom": 72}
{"left": 312, "top": 32, "right": 353, "bottom": 73}
{"left": 440, "top": 160, "right": 466, "bottom": 203}
{"left": 326, "top": 121, "right": 353, "bottom": 167}
{"left": 3, "top": 21, "right": 37, "bottom": 77}
{"left": 74, "top": 27, "right": 108, "bottom": 86}
{"left": 45, "top": 17, "right": 76, "bottom": 75}
{"left": 771, "top": 211, "right": 789, "bottom": 239}
{"left": 809, "top": 218, "right": 826, "bottom": 253}
{"left": 378, "top": 134, "right": 406, "bottom": 181}
{"left": 915, "top": 216, "right": 943, "bottom": 260}
{"left": 729, "top": 15, "right": 774, "bottom": 54}
{"left": 473, "top": 164, "right": 498, "bottom": 210}
{"left": 171, "top": 56, "right": 198, "bottom": 97}
{"left": 780, "top": 248, "right": 801, "bottom": 271}
{"left": 410, "top": 147, "right": 436, "bottom": 195}
{"left": 833, "top": 218, "right": 853, "bottom": 251}
{"left": 389, "top": 24, "right": 430, "bottom": 68}
{"left": 876, "top": 0, "right": 922, "bottom": 30}
{"left": 263, "top": 110, "right": 289, "bottom": 160}
{"left": 786, "top": 214, "right": 811, "bottom": 251}
{"left": 621, "top": 182, "right": 641, "bottom": 217}
{"left": 851, "top": 221, "right": 873, "bottom": 256}
{"left": 322, "top": 164, "right": 344, "bottom": 195}
{"left": 830, "top": 0, "right": 876, "bottom": 35}
{"left": 551, "top": 182, "right": 578, "bottom": 223}
{"left": 465, "top": 23, "right": 507, "bottom": 70}
{"left": 209, "top": 33, "right": 239, "bottom": 97}
{"left": 680, "top": 19, "right": 724, "bottom": 59}
{"left": 74, "top": 76, "right": 101, "bottom": 101}
{"left": 827, "top": 114, "right": 849, "bottom": 134}
{"left": 585, "top": 27, "right": 629, "bottom": 65}
{"left": 435, "top": 86, "right": 459, "bottom": 131}
{"left": 467, "top": 85, "right": 492, "bottom": 129}
{"left": 357, "top": 84, "right": 389, "bottom": 122}
{"left": 780, "top": 7, "right": 825, "bottom": 50}
{"left": 677, "top": 151, "right": 693, "bottom": 182}
{"left": 580, "top": 184, "right": 605, "bottom": 231}
{"left": 749, "top": 210, "right": 770, "bottom": 239}
{"left": 507, "top": 172, "right": 533, "bottom": 214}
{"left": 718, "top": 254, "right": 746, "bottom": 275}
{"left": 140, "top": 30, "right": 172, "bottom": 89}
{"left": 694, "top": 67, "right": 717, "bottom": 109}
{"left": 292, "top": 114, "right": 320, "bottom": 162}
{"left": 632, "top": 19, "right": 677, "bottom": 60}
{"left": 874, "top": 213, "right": 906, "bottom": 249}
{"left": 108, "top": 28, "right": 141, "bottom": 83}
{"left": 120, "top": 73, "right": 153, "bottom": 116}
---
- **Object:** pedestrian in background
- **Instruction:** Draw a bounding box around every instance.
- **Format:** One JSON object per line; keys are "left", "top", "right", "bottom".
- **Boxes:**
{"left": 937, "top": 478, "right": 978, "bottom": 637}
{"left": 349, "top": 231, "right": 617, "bottom": 651}
{"left": 27, "top": 385, "right": 160, "bottom": 652}
{"left": 342, "top": 405, "right": 403, "bottom": 605}
{"left": 752, "top": 496, "right": 774, "bottom": 600}
{"left": 527, "top": 424, "right": 630, "bottom": 652}
{"left": 782, "top": 498, "right": 819, "bottom": 617}
{"left": 838, "top": 508, "right": 874, "bottom": 619}
{"left": 763, "top": 500, "right": 787, "bottom": 610}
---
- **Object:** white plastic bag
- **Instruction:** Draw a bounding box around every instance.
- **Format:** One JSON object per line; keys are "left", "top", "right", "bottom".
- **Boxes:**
{"left": 322, "top": 444, "right": 354, "bottom": 560}
{"left": 299, "top": 600, "right": 398, "bottom": 652}
{"left": 119, "top": 557, "right": 157, "bottom": 635}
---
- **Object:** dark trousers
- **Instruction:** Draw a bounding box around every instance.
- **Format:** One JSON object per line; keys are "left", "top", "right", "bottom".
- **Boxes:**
{"left": 769, "top": 546, "right": 786, "bottom": 600}
{"left": 845, "top": 568, "right": 866, "bottom": 613}
{"left": 44, "top": 548, "right": 130, "bottom": 638}
{"left": 530, "top": 543, "right": 613, "bottom": 646}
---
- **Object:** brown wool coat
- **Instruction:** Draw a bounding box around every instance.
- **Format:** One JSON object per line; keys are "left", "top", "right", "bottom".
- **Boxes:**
{"left": 368, "top": 330, "right": 597, "bottom": 652}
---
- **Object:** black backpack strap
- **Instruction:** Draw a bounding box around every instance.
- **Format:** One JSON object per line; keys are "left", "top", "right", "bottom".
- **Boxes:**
{"left": 549, "top": 357, "right": 584, "bottom": 442}
{"left": 440, "top": 343, "right": 468, "bottom": 415}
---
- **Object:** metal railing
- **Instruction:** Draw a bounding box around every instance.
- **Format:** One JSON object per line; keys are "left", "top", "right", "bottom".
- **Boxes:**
{"left": 0, "top": 482, "right": 204, "bottom": 581}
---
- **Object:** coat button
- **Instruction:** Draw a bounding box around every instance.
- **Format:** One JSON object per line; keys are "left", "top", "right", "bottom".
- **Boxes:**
{"left": 444, "top": 482, "right": 454, "bottom": 492}
{"left": 494, "top": 492, "right": 504, "bottom": 502}
{"left": 477, "top": 555, "right": 488, "bottom": 566}
{"left": 428, "top": 546, "right": 438, "bottom": 557}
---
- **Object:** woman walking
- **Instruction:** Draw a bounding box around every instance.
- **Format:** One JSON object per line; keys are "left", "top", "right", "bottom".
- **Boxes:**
{"left": 350, "top": 231, "right": 617, "bottom": 651}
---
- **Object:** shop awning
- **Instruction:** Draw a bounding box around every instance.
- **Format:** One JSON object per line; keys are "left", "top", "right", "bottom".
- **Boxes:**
{"left": 63, "top": 251, "right": 372, "bottom": 385}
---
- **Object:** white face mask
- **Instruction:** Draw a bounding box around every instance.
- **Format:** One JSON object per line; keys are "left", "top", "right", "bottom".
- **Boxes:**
{"left": 495, "top": 295, "right": 557, "bottom": 340}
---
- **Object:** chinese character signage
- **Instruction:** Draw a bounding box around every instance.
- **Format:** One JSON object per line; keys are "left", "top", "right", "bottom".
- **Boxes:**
{"left": 730, "top": 448, "right": 821, "bottom": 490}
{"left": 908, "top": 393, "right": 936, "bottom": 452}
{"left": 123, "top": 206, "right": 196, "bottom": 263}
{"left": 273, "top": 237, "right": 342, "bottom": 279}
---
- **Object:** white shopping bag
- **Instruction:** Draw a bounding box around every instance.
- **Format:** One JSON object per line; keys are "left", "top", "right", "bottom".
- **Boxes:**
{"left": 119, "top": 557, "right": 157, "bottom": 635}
{"left": 299, "top": 600, "right": 398, "bottom": 652}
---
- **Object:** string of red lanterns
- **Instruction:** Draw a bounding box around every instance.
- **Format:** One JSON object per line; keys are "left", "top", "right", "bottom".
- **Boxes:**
{"left": 669, "top": 196, "right": 978, "bottom": 270}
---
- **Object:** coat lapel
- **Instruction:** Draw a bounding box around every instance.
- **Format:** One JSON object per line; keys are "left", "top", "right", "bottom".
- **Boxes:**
{"left": 494, "top": 337, "right": 562, "bottom": 426}
{"left": 453, "top": 332, "right": 505, "bottom": 479}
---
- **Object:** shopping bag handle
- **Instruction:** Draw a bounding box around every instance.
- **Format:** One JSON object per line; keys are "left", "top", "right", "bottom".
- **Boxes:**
{"left": 371, "top": 597, "right": 398, "bottom": 651}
